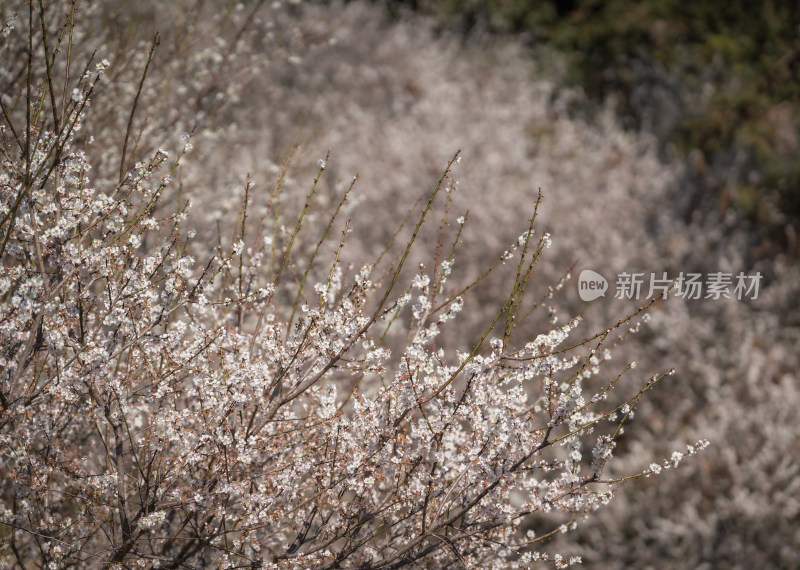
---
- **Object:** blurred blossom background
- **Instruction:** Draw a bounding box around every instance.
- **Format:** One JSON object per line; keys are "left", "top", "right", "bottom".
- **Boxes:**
{"left": 2, "top": 0, "right": 798, "bottom": 566}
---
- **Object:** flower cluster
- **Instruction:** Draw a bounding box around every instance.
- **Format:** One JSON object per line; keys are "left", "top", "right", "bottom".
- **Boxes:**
{"left": 0, "top": 3, "right": 708, "bottom": 568}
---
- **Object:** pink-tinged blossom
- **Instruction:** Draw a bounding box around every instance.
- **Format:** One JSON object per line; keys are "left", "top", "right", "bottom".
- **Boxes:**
{"left": 0, "top": 3, "right": 716, "bottom": 568}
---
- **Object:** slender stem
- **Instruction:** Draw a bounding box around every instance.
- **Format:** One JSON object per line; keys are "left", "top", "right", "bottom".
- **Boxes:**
{"left": 120, "top": 33, "right": 159, "bottom": 183}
